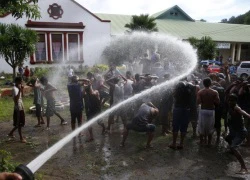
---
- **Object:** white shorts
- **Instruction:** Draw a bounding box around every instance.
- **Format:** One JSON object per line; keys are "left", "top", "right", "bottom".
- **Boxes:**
{"left": 198, "top": 109, "right": 215, "bottom": 135}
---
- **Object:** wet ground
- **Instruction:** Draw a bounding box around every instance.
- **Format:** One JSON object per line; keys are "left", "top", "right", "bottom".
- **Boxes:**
{"left": 1, "top": 111, "right": 250, "bottom": 180}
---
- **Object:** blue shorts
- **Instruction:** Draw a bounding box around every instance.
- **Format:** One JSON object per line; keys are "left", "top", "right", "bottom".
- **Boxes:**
{"left": 225, "top": 129, "right": 247, "bottom": 148}
{"left": 172, "top": 107, "right": 190, "bottom": 133}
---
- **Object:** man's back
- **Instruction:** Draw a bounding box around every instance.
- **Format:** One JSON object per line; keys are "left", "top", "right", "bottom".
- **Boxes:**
{"left": 198, "top": 88, "right": 219, "bottom": 109}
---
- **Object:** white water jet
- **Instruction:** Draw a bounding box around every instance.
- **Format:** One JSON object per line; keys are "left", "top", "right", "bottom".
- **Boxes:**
{"left": 27, "top": 32, "right": 198, "bottom": 173}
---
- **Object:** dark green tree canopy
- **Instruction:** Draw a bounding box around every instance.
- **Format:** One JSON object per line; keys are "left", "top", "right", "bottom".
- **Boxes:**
{"left": 125, "top": 14, "right": 158, "bottom": 33}
{"left": 0, "top": 24, "right": 38, "bottom": 80}
{"left": 0, "top": 0, "right": 40, "bottom": 19}
{"left": 220, "top": 10, "right": 250, "bottom": 25}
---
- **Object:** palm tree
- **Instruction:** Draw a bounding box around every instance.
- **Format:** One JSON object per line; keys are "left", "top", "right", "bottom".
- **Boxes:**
{"left": 0, "top": 24, "right": 38, "bottom": 81}
{"left": 198, "top": 36, "right": 216, "bottom": 60}
{"left": 188, "top": 36, "right": 216, "bottom": 60}
{"left": 125, "top": 14, "right": 158, "bottom": 33}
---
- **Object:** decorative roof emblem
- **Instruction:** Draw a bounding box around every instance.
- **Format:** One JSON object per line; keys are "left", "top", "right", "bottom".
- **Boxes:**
{"left": 47, "top": 3, "right": 64, "bottom": 20}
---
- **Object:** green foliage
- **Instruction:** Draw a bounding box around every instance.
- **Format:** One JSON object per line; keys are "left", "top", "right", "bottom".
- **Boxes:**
{"left": 221, "top": 10, "right": 250, "bottom": 25}
{"left": 0, "top": 96, "right": 33, "bottom": 122}
{"left": 0, "top": 150, "right": 18, "bottom": 172}
{"left": 198, "top": 36, "right": 216, "bottom": 60}
{"left": 187, "top": 37, "right": 199, "bottom": 49}
{"left": 0, "top": 0, "right": 41, "bottom": 20}
{"left": 33, "top": 67, "right": 50, "bottom": 78}
{"left": 90, "top": 64, "right": 109, "bottom": 73}
{"left": 188, "top": 36, "right": 216, "bottom": 60}
{"left": 0, "top": 24, "right": 38, "bottom": 81}
{"left": 125, "top": 14, "right": 158, "bottom": 33}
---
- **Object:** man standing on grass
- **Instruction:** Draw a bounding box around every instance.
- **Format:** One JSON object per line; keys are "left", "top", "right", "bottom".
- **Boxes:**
{"left": 8, "top": 77, "right": 26, "bottom": 143}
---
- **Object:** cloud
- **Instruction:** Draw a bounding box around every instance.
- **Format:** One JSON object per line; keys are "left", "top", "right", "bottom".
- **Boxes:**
{"left": 76, "top": 0, "right": 250, "bottom": 22}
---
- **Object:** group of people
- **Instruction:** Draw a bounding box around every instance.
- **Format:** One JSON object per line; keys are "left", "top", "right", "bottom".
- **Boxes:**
{"left": 18, "top": 65, "right": 32, "bottom": 82}
{"left": 7, "top": 62, "right": 250, "bottom": 175}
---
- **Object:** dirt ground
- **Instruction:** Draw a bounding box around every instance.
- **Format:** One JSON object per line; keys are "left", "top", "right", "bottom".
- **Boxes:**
{"left": 1, "top": 110, "right": 250, "bottom": 180}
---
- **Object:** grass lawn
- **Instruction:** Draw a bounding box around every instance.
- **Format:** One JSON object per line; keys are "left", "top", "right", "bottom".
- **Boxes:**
{"left": 0, "top": 95, "right": 33, "bottom": 122}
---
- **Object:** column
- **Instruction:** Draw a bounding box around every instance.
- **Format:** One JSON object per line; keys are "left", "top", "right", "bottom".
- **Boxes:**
{"left": 30, "top": 54, "right": 35, "bottom": 64}
{"left": 63, "top": 32, "right": 67, "bottom": 61}
{"left": 236, "top": 43, "right": 242, "bottom": 62}
{"left": 79, "top": 32, "right": 83, "bottom": 61}
{"left": 231, "top": 43, "right": 236, "bottom": 64}
{"left": 46, "top": 32, "right": 52, "bottom": 63}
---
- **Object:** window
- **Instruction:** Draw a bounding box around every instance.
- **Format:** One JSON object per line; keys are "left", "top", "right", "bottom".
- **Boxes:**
{"left": 241, "top": 63, "right": 250, "bottom": 68}
{"left": 51, "top": 34, "right": 63, "bottom": 62}
{"left": 68, "top": 34, "right": 79, "bottom": 61}
{"left": 35, "top": 34, "right": 47, "bottom": 61}
{"left": 170, "top": 11, "right": 178, "bottom": 16}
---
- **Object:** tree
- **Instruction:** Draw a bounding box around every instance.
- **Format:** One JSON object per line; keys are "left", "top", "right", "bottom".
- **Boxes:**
{"left": 125, "top": 14, "right": 158, "bottom": 33}
{"left": 222, "top": 11, "right": 250, "bottom": 25}
{"left": 187, "top": 37, "right": 199, "bottom": 49}
{"left": 200, "top": 19, "right": 207, "bottom": 22}
{"left": 0, "top": 0, "right": 40, "bottom": 19}
{"left": 0, "top": 24, "right": 38, "bottom": 81}
{"left": 220, "top": 18, "right": 228, "bottom": 23}
{"left": 187, "top": 36, "right": 216, "bottom": 60}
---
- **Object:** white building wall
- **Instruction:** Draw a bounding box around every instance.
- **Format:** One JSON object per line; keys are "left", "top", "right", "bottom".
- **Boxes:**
{"left": 0, "top": 0, "right": 111, "bottom": 73}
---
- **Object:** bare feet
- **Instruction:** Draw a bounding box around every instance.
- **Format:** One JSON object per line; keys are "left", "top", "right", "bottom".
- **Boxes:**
{"left": 61, "top": 121, "right": 68, "bottom": 125}
{"left": 168, "top": 144, "right": 177, "bottom": 150}
{"left": 20, "top": 139, "right": 27, "bottom": 143}
{"left": 145, "top": 144, "right": 153, "bottom": 149}
{"left": 161, "top": 132, "right": 168, "bottom": 136}
{"left": 34, "top": 124, "right": 41, "bottom": 127}
{"left": 177, "top": 144, "right": 184, "bottom": 150}
{"left": 236, "top": 168, "right": 248, "bottom": 175}
{"left": 7, "top": 134, "right": 15, "bottom": 138}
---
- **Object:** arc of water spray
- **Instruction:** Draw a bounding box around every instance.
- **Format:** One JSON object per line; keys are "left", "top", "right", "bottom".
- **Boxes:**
{"left": 27, "top": 58, "right": 197, "bottom": 173}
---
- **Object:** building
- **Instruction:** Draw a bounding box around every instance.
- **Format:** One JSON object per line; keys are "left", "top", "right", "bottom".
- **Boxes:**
{"left": 1, "top": 2, "right": 250, "bottom": 73}
{"left": 0, "top": 0, "right": 111, "bottom": 73}
{"left": 96, "top": 5, "right": 250, "bottom": 64}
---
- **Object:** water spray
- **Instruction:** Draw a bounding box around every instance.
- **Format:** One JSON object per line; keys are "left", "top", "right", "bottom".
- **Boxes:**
{"left": 13, "top": 32, "right": 197, "bottom": 179}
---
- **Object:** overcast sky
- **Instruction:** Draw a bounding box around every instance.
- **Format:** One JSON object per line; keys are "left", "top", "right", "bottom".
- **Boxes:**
{"left": 75, "top": 0, "right": 250, "bottom": 22}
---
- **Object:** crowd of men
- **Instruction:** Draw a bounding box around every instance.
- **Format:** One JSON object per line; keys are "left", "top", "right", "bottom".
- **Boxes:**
{"left": 7, "top": 61, "right": 250, "bottom": 175}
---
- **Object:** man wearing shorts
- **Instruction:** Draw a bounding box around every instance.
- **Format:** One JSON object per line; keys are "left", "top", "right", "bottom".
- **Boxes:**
{"left": 225, "top": 94, "right": 249, "bottom": 174}
{"left": 84, "top": 84, "right": 105, "bottom": 141}
{"left": 169, "top": 81, "right": 192, "bottom": 150}
{"left": 8, "top": 77, "right": 26, "bottom": 143}
{"left": 27, "top": 78, "right": 45, "bottom": 127}
{"left": 197, "top": 78, "right": 220, "bottom": 146}
{"left": 67, "top": 76, "right": 84, "bottom": 131}
{"left": 120, "top": 102, "right": 159, "bottom": 148}
{"left": 40, "top": 77, "right": 67, "bottom": 130}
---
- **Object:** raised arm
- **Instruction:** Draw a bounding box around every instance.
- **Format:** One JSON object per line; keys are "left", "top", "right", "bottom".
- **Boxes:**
{"left": 235, "top": 106, "right": 250, "bottom": 119}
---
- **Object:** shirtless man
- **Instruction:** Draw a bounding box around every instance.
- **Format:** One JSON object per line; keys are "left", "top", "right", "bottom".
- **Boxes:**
{"left": 197, "top": 77, "right": 220, "bottom": 146}
{"left": 40, "top": 77, "right": 67, "bottom": 130}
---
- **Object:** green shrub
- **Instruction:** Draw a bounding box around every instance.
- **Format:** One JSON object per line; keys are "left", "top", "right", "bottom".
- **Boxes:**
{"left": 0, "top": 150, "right": 18, "bottom": 172}
{"left": 33, "top": 67, "right": 50, "bottom": 78}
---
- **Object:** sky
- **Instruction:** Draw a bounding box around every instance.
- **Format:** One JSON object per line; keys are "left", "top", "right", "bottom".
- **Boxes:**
{"left": 75, "top": 0, "right": 250, "bottom": 22}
